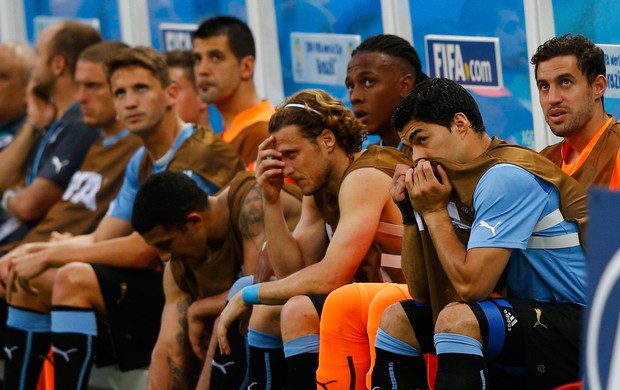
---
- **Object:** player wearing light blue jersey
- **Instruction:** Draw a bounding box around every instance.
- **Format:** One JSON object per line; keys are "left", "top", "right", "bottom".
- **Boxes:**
{"left": 371, "top": 78, "right": 587, "bottom": 390}
{"left": 470, "top": 164, "right": 585, "bottom": 304}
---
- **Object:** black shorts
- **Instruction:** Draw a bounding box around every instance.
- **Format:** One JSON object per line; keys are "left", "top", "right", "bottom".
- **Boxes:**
{"left": 488, "top": 298, "right": 582, "bottom": 389}
{"left": 400, "top": 300, "right": 435, "bottom": 353}
{"left": 92, "top": 264, "right": 164, "bottom": 371}
{"left": 401, "top": 298, "right": 582, "bottom": 389}
{"left": 307, "top": 294, "right": 327, "bottom": 319}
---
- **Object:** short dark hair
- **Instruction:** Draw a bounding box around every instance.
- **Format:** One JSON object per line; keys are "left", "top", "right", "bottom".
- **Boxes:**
{"left": 531, "top": 34, "right": 605, "bottom": 85}
{"left": 79, "top": 41, "right": 129, "bottom": 65}
{"left": 269, "top": 89, "right": 366, "bottom": 156}
{"left": 352, "top": 34, "right": 428, "bottom": 83}
{"left": 132, "top": 171, "right": 209, "bottom": 234}
{"left": 49, "top": 21, "right": 103, "bottom": 76}
{"left": 165, "top": 49, "right": 196, "bottom": 85}
{"left": 194, "top": 16, "right": 255, "bottom": 61}
{"left": 392, "top": 78, "right": 485, "bottom": 133}
{"left": 105, "top": 46, "right": 171, "bottom": 88}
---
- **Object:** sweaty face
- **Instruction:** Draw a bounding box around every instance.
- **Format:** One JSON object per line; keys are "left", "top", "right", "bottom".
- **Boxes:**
{"left": 75, "top": 60, "right": 117, "bottom": 129}
{"left": 536, "top": 55, "right": 598, "bottom": 138}
{"left": 0, "top": 47, "right": 28, "bottom": 122}
{"left": 169, "top": 66, "right": 204, "bottom": 124}
{"left": 193, "top": 36, "right": 244, "bottom": 107}
{"left": 110, "top": 65, "right": 172, "bottom": 136}
{"left": 273, "top": 125, "right": 332, "bottom": 196}
{"left": 346, "top": 52, "right": 408, "bottom": 136}
{"left": 400, "top": 120, "right": 464, "bottom": 163}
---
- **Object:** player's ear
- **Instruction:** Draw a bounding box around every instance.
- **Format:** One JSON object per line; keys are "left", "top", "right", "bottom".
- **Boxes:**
{"left": 318, "top": 129, "right": 336, "bottom": 152}
{"left": 240, "top": 55, "right": 255, "bottom": 81}
{"left": 186, "top": 212, "right": 203, "bottom": 228}
{"left": 399, "top": 73, "right": 414, "bottom": 98}
{"left": 451, "top": 113, "right": 470, "bottom": 138}
{"left": 51, "top": 55, "right": 67, "bottom": 77}
{"left": 165, "top": 81, "right": 179, "bottom": 109}
{"left": 593, "top": 74, "right": 607, "bottom": 100}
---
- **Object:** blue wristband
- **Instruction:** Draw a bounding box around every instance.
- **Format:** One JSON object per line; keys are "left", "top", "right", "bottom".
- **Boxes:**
{"left": 241, "top": 283, "right": 262, "bottom": 305}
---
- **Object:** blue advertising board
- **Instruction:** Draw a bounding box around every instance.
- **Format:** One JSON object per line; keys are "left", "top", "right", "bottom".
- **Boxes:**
{"left": 24, "top": 0, "right": 121, "bottom": 43}
{"left": 584, "top": 188, "right": 620, "bottom": 390}
{"left": 598, "top": 44, "right": 620, "bottom": 100}
{"left": 159, "top": 23, "right": 197, "bottom": 52}
{"left": 425, "top": 34, "right": 503, "bottom": 90}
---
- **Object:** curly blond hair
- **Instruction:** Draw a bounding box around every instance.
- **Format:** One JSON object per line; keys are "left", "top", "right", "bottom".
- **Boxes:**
{"left": 269, "top": 89, "right": 367, "bottom": 155}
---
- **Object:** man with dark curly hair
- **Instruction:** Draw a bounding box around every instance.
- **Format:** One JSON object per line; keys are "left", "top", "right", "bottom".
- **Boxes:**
{"left": 532, "top": 34, "right": 620, "bottom": 190}
{"left": 217, "top": 89, "right": 410, "bottom": 389}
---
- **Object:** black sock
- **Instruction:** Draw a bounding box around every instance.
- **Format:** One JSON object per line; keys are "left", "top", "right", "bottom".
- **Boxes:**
{"left": 434, "top": 353, "right": 487, "bottom": 390}
{"left": 248, "top": 346, "right": 287, "bottom": 389}
{"left": 4, "top": 306, "right": 51, "bottom": 390}
{"left": 51, "top": 306, "right": 97, "bottom": 390}
{"left": 210, "top": 320, "right": 249, "bottom": 390}
{"left": 286, "top": 352, "right": 318, "bottom": 390}
{"left": 371, "top": 347, "right": 428, "bottom": 389}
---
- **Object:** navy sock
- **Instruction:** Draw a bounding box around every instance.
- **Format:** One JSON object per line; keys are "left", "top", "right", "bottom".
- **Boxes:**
{"left": 371, "top": 329, "right": 428, "bottom": 389}
{"left": 434, "top": 333, "right": 486, "bottom": 390}
{"left": 51, "top": 306, "right": 97, "bottom": 390}
{"left": 210, "top": 319, "right": 249, "bottom": 390}
{"left": 284, "top": 334, "right": 319, "bottom": 390}
{"left": 4, "top": 306, "right": 51, "bottom": 390}
{"left": 248, "top": 328, "right": 287, "bottom": 389}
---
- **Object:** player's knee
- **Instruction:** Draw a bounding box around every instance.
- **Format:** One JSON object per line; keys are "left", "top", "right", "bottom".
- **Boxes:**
{"left": 435, "top": 302, "right": 478, "bottom": 336}
{"left": 249, "top": 304, "right": 282, "bottom": 335}
{"left": 280, "top": 295, "right": 318, "bottom": 340}
{"left": 378, "top": 302, "right": 410, "bottom": 340}
{"left": 53, "top": 263, "right": 96, "bottom": 301}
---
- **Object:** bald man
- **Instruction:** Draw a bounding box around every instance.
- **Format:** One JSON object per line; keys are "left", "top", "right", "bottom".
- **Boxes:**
{"left": 0, "top": 43, "right": 34, "bottom": 151}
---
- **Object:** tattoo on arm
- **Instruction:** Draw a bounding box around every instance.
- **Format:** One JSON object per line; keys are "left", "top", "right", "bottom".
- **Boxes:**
{"left": 165, "top": 297, "right": 193, "bottom": 390}
{"left": 175, "top": 297, "right": 190, "bottom": 347}
{"left": 239, "top": 185, "right": 266, "bottom": 249}
{"left": 166, "top": 355, "right": 183, "bottom": 390}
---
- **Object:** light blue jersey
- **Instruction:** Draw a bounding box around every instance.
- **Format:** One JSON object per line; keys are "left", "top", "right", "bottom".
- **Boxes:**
{"left": 468, "top": 164, "right": 586, "bottom": 305}
{"left": 107, "top": 124, "right": 219, "bottom": 221}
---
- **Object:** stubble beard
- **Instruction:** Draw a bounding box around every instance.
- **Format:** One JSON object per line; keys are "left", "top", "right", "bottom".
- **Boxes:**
{"left": 548, "top": 99, "right": 595, "bottom": 139}
{"left": 304, "top": 163, "right": 333, "bottom": 197}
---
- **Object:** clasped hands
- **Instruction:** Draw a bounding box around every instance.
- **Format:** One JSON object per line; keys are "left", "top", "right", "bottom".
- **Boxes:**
{"left": 390, "top": 160, "right": 452, "bottom": 218}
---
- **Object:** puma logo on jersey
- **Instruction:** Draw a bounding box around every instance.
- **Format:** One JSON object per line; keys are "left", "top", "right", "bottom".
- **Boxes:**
{"left": 212, "top": 360, "right": 235, "bottom": 375}
{"left": 4, "top": 345, "right": 18, "bottom": 359}
{"left": 52, "top": 346, "right": 78, "bottom": 362}
{"left": 533, "top": 308, "right": 548, "bottom": 329}
{"left": 479, "top": 220, "right": 502, "bottom": 236}
{"left": 62, "top": 171, "right": 102, "bottom": 211}
{"left": 51, "top": 156, "right": 69, "bottom": 174}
